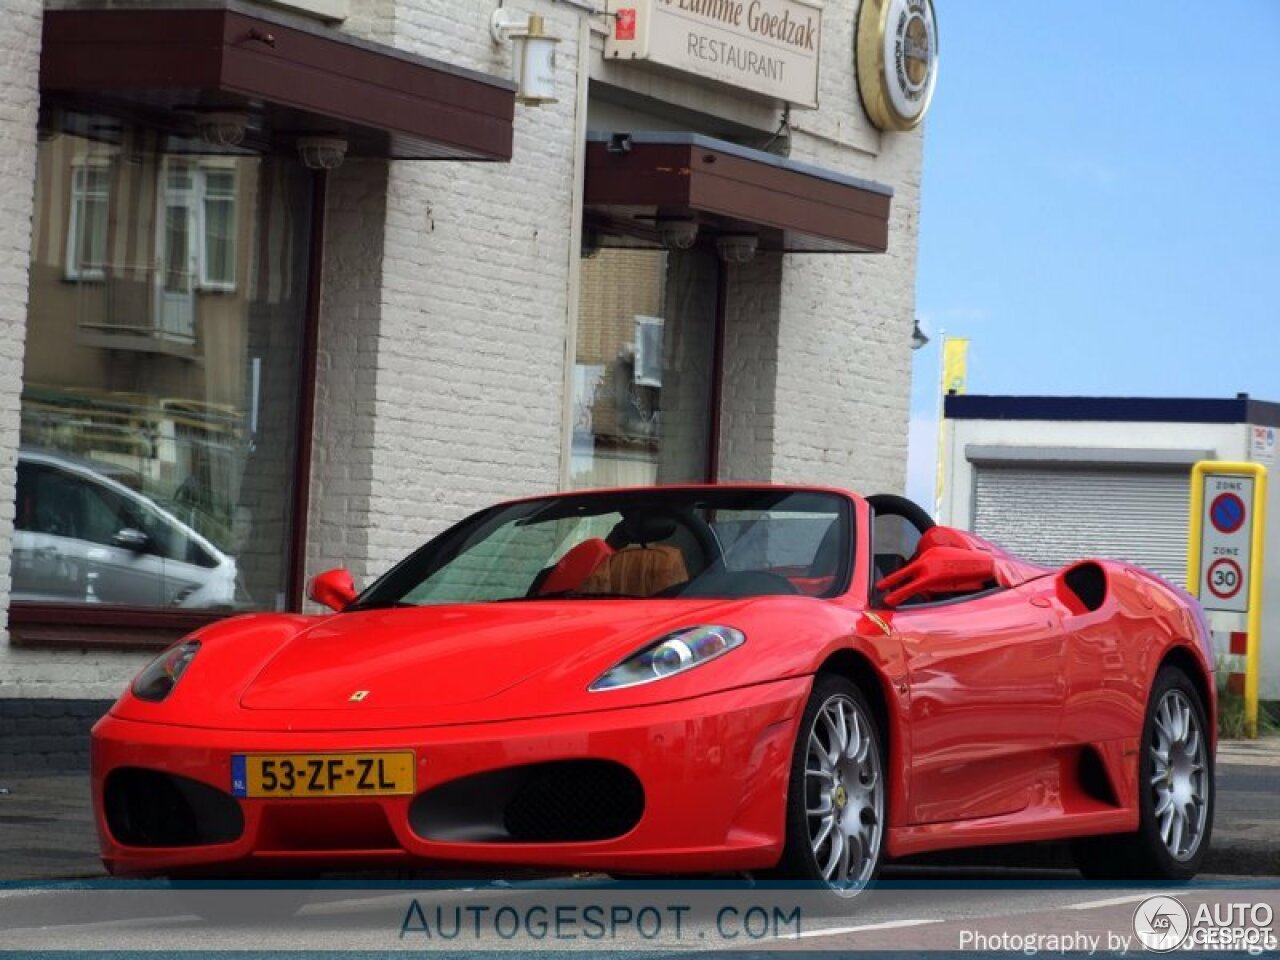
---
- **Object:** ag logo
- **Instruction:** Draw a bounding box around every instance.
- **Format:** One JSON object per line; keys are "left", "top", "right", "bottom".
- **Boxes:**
{"left": 1133, "top": 895, "right": 1190, "bottom": 952}
{"left": 856, "top": 0, "right": 939, "bottom": 132}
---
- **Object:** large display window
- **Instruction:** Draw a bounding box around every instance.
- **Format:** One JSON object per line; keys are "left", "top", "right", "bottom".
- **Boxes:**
{"left": 16, "top": 115, "right": 314, "bottom": 614}
{"left": 572, "top": 248, "right": 720, "bottom": 488}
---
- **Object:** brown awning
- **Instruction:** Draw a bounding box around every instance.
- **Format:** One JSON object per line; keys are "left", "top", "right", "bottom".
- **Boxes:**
{"left": 584, "top": 133, "right": 893, "bottom": 254}
{"left": 40, "top": 3, "right": 514, "bottom": 161}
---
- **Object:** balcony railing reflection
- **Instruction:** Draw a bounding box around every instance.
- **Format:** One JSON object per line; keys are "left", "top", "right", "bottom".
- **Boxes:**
{"left": 75, "top": 263, "right": 197, "bottom": 355}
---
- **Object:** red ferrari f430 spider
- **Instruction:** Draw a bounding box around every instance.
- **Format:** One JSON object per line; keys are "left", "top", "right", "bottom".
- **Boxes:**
{"left": 93, "top": 486, "right": 1216, "bottom": 894}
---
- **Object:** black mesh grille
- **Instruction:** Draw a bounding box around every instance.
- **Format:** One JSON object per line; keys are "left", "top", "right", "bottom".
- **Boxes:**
{"left": 410, "top": 759, "right": 644, "bottom": 843}
{"left": 104, "top": 768, "right": 244, "bottom": 848}
{"left": 503, "top": 761, "right": 643, "bottom": 842}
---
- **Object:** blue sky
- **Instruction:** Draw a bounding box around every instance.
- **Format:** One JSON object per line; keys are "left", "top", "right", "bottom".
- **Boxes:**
{"left": 905, "top": 1, "right": 1280, "bottom": 504}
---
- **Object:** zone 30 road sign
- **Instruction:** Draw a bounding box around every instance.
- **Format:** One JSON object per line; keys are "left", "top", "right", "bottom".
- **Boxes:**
{"left": 1197, "top": 474, "right": 1256, "bottom": 613}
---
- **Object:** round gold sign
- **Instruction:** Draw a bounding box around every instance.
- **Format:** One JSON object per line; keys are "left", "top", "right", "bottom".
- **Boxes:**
{"left": 856, "top": 0, "right": 939, "bottom": 132}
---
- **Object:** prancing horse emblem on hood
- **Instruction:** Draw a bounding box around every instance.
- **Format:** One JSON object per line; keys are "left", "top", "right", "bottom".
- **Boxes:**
{"left": 349, "top": 690, "right": 370, "bottom": 702}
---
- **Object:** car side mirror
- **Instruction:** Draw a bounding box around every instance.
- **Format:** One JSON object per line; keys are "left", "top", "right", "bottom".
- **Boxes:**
{"left": 308, "top": 568, "right": 357, "bottom": 612}
{"left": 876, "top": 546, "right": 997, "bottom": 607}
{"left": 112, "top": 527, "right": 151, "bottom": 553}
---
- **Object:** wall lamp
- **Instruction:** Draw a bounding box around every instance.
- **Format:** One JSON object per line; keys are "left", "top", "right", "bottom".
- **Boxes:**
{"left": 657, "top": 217, "right": 698, "bottom": 251}
{"left": 911, "top": 319, "right": 930, "bottom": 350}
{"left": 491, "top": 9, "right": 560, "bottom": 105}
{"left": 297, "top": 136, "right": 348, "bottom": 171}
{"left": 196, "top": 111, "right": 249, "bottom": 148}
{"left": 716, "top": 234, "right": 758, "bottom": 264}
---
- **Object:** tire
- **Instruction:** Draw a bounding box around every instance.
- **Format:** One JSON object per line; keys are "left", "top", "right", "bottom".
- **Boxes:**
{"left": 769, "top": 674, "right": 887, "bottom": 897}
{"left": 1072, "top": 665, "right": 1214, "bottom": 881}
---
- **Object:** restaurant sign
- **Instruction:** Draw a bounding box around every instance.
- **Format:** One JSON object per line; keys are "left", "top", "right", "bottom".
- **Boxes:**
{"left": 605, "top": 0, "right": 824, "bottom": 109}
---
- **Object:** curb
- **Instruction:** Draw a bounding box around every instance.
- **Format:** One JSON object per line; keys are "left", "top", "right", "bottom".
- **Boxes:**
{"left": 1218, "top": 738, "right": 1280, "bottom": 768}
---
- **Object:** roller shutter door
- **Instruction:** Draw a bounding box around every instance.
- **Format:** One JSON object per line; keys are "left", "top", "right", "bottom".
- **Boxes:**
{"left": 972, "top": 466, "right": 1190, "bottom": 586}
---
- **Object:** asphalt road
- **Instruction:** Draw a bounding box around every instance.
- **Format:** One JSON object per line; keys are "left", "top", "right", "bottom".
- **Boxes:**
{"left": 2, "top": 762, "right": 1276, "bottom": 882}
{"left": 0, "top": 758, "right": 1276, "bottom": 952}
{"left": 1218, "top": 764, "right": 1280, "bottom": 819}
{"left": 1, "top": 877, "right": 1277, "bottom": 953}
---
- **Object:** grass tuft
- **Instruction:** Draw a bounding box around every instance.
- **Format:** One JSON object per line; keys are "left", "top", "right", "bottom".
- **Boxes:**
{"left": 1215, "top": 667, "right": 1280, "bottom": 739}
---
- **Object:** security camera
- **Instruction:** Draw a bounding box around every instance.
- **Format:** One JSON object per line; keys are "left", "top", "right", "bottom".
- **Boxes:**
{"left": 296, "top": 136, "right": 348, "bottom": 171}
{"left": 658, "top": 218, "right": 698, "bottom": 251}
{"left": 716, "top": 234, "right": 758, "bottom": 264}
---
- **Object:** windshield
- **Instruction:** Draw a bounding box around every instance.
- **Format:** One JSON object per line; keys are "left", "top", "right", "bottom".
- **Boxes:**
{"left": 352, "top": 488, "right": 852, "bottom": 608}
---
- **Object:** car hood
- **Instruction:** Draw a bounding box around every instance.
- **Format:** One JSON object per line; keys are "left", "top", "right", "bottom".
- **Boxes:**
{"left": 114, "top": 596, "right": 843, "bottom": 731}
{"left": 238, "top": 601, "right": 726, "bottom": 712}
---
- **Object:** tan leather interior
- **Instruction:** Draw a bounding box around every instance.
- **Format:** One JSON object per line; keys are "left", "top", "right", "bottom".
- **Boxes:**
{"left": 581, "top": 544, "right": 689, "bottom": 597}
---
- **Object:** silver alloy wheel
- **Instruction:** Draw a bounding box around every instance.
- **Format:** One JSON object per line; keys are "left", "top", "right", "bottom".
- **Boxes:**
{"left": 804, "top": 693, "right": 883, "bottom": 894}
{"left": 1149, "top": 688, "right": 1209, "bottom": 862}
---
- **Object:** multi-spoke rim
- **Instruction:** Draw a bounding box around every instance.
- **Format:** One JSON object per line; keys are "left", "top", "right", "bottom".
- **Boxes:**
{"left": 1149, "top": 688, "right": 1209, "bottom": 862}
{"left": 804, "top": 694, "right": 883, "bottom": 895}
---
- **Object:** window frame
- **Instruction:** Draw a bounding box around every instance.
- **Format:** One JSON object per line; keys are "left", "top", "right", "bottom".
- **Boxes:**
{"left": 159, "top": 159, "right": 238, "bottom": 294}
{"left": 197, "top": 164, "right": 238, "bottom": 292}
{"left": 64, "top": 161, "right": 112, "bottom": 282}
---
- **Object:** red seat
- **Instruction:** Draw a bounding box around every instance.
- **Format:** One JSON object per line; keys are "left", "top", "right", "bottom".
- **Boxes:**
{"left": 538, "top": 538, "right": 614, "bottom": 595}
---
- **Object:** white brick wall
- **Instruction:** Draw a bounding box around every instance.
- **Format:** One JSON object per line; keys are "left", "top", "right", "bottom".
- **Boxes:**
{"left": 717, "top": 0, "right": 924, "bottom": 496}
{"left": 0, "top": 0, "right": 60, "bottom": 697}
{"left": 306, "top": 159, "right": 389, "bottom": 588}
{"left": 771, "top": 124, "right": 922, "bottom": 496}
{"left": 314, "top": 0, "right": 583, "bottom": 579}
{"left": 717, "top": 254, "right": 782, "bottom": 483}
{"left": 770, "top": 0, "right": 923, "bottom": 496}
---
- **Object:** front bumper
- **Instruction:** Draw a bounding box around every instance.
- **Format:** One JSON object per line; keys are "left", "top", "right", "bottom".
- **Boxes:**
{"left": 92, "top": 678, "right": 809, "bottom": 877}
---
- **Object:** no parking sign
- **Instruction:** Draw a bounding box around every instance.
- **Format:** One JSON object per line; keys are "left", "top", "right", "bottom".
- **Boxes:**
{"left": 1198, "top": 476, "right": 1254, "bottom": 612}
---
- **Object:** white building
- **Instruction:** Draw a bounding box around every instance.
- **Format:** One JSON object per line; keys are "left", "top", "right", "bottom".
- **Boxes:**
{"left": 939, "top": 394, "right": 1280, "bottom": 699}
{"left": 0, "top": 0, "right": 932, "bottom": 767}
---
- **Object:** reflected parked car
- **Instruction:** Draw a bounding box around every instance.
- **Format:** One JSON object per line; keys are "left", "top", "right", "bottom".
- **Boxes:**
{"left": 12, "top": 448, "right": 237, "bottom": 608}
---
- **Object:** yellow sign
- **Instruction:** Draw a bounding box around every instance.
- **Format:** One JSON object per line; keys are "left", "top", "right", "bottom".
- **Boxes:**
{"left": 232, "top": 752, "right": 415, "bottom": 798}
{"left": 1188, "top": 461, "right": 1269, "bottom": 738}
{"left": 935, "top": 337, "right": 969, "bottom": 517}
{"left": 941, "top": 337, "right": 969, "bottom": 396}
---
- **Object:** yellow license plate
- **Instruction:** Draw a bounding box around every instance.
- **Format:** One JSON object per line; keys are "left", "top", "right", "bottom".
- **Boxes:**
{"left": 231, "top": 752, "right": 415, "bottom": 798}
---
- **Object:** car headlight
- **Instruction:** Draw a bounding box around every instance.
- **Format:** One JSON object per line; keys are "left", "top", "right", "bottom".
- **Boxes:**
{"left": 589, "top": 625, "right": 744, "bottom": 691}
{"left": 132, "top": 640, "right": 200, "bottom": 702}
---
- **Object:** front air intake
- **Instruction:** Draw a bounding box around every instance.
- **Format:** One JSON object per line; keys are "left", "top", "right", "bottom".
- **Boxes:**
{"left": 104, "top": 768, "right": 244, "bottom": 848}
{"left": 410, "top": 760, "right": 644, "bottom": 843}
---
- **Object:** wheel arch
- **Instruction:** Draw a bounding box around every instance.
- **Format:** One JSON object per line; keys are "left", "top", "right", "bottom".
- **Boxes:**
{"left": 813, "top": 647, "right": 909, "bottom": 832}
{"left": 1157, "top": 643, "right": 1217, "bottom": 749}
{"left": 816, "top": 649, "right": 890, "bottom": 743}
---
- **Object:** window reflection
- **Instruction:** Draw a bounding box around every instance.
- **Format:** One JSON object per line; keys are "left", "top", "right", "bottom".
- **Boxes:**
{"left": 572, "top": 247, "right": 718, "bottom": 488}
{"left": 16, "top": 116, "right": 311, "bottom": 610}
